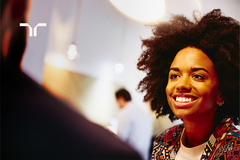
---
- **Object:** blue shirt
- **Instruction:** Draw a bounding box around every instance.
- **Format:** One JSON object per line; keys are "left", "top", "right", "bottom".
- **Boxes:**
{"left": 118, "top": 102, "right": 153, "bottom": 160}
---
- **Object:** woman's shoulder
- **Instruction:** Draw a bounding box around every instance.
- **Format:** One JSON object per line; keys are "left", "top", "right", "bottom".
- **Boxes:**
{"left": 217, "top": 118, "right": 240, "bottom": 139}
{"left": 220, "top": 124, "right": 240, "bottom": 147}
{"left": 212, "top": 122, "right": 240, "bottom": 159}
{"left": 224, "top": 124, "right": 240, "bottom": 140}
{"left": 154, "top": 124, "right": 184, "bottom": 144}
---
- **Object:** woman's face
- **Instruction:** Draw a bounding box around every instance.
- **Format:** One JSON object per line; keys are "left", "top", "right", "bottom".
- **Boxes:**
{"left": 166, "top": 47, "right": 221, "bottom": 121}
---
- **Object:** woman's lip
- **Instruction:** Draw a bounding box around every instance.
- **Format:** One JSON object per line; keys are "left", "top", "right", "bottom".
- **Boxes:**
{"left": 173, "top": 98, "right": 197, "bottom": 108}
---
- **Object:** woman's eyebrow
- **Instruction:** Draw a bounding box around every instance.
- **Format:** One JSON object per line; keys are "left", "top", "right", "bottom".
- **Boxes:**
{"left": 191, "top": 67, "right": 209, "bottom": 73}
{"left": 169, "top": 67, "right": 179, "bottom": 71}
{"left": 169, "top": 67, "right": 209, "bottom": 73}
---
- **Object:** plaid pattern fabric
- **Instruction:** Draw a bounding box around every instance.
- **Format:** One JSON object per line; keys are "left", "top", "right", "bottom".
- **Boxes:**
{"left": 152, "top": 118, "right": 240, "bottom": 160}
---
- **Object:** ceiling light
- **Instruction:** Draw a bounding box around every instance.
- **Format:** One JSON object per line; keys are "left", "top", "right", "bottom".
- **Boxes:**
{"left": 110, "top": 0, "right": 165, "bottom": 22}
{"left": 67, "top": 0, "right": 83, "bottom": 60}
{"left": 114, "top": 63, "right": 124, "bottom": 74}
{"left": 67, "top": 44, "right": 77, "bottom": 60}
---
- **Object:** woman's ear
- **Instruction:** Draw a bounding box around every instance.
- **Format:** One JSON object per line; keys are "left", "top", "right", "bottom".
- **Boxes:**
{"left": 216, "top": 93, "right": 225, "bottom": 106}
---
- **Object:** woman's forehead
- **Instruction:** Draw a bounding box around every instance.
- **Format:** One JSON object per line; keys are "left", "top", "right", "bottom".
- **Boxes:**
{"left": 170, "top": 47, "right": 214, "bottom": 71}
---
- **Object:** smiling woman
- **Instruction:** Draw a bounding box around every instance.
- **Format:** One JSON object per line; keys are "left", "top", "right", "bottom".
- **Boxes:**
{"left": 166, "top": 47, "right": 220, "bottom": 123}
{"left": 137, "top": 9, "right": 240, "bottom": 160}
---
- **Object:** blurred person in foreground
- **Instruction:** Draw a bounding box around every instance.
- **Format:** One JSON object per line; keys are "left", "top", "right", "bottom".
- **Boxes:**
{"left": 137, "top": 9, "right": 240, "bottom": 160}
{"left": 1, "top": 0, "right": 141, "bottom": 159}
{"left": 115, "top": 88, "right": 153, "bottom": 160}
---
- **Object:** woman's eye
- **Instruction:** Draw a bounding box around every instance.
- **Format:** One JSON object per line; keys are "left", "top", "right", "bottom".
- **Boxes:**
{"left": 170, "top": 74, "right": 179, "bottom": 79}
{"left": 192, "top": 74, "right": 205, "bottom": 80}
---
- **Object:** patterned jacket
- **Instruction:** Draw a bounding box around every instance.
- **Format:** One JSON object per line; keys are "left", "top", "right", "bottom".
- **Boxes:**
{"left": 152, "top": 118, "right": 240, "bottom": 160}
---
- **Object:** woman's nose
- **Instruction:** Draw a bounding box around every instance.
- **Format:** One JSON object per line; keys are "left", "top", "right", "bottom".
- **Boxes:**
{"left": 176, "top": 76, "right": 191, "bottom": 92}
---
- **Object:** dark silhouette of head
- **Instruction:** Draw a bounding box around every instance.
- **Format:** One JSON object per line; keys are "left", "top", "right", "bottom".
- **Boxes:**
{"left": 115, "top": 89, "right": 132, "bottom": 108}
{"left": 115, "top": 88, "right": 132, "bottom": 101}
{"left": 1, "top": 0, "right": 29, "bottom": 69}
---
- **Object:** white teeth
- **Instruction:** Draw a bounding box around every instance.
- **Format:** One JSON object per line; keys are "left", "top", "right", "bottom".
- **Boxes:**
{"left": 176, "top": 97, "right": 192, "bottom": 103}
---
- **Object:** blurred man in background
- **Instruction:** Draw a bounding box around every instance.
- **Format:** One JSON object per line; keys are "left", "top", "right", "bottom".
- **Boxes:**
{"left": 1, "top": 0, "right": 141, "bottom": 159}
{"left": 115, "top": 88, "right": 153, "bottom": 160}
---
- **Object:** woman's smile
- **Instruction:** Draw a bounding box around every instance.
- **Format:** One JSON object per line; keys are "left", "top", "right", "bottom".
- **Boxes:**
{"left": 173, "top": 97, "right": 197, "bottom": 108}
{"left": 172, "top": 94, "right": 198, "bottom": 108}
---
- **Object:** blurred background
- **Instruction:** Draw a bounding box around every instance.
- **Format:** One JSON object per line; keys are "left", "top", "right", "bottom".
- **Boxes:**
{"left": 21, "top": 0, "right": 240, "bottom": 135}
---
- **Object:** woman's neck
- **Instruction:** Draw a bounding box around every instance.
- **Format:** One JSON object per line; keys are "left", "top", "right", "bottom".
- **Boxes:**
{"left": 182, "top": 111, "right": 218, "bottom": 147}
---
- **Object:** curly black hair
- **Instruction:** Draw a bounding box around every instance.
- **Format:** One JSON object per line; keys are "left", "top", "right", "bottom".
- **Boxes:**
{"left": 137, "top": 9, "right": 240, "bottom": 125}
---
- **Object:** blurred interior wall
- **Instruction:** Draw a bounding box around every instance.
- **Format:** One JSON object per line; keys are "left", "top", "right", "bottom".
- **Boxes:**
{"left": 42, "top": 64, "right": 124, "bottom": 126}
{"left": 42, "top": 64, "right": 176, "bottom": 135}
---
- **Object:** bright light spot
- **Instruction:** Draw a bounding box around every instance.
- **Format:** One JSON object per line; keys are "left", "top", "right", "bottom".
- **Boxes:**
{"left": 45, "top": 54, "right": 68, "bottom": 68}
{"left": 114, "top": 63, "right": 124, "bottom": 74}
{"left": 67, "top": 44, "right": 78, "bottom": 60}
{"left": 110, "top": 0, "right": 165, "bottom": 22}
